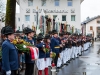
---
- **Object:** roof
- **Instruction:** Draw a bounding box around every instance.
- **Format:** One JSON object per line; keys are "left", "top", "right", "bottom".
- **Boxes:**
{"left": 81, "top": 15, "right": 100, "bottom": 25}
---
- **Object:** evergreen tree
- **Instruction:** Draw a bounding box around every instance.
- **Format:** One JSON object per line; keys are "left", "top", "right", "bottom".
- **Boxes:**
{"left": 5, "top": 0, "right": 16, "bottom": 31}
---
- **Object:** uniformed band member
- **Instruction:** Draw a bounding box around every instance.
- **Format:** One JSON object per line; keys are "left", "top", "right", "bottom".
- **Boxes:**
{"left": 23, "top": 27, "right": 35, "bottom": 75}
{"left": 1, "top": 26, "right": 19, "bottom": 75}
{"left": 0, "top": 26, "right": 93, "bottom": 75}
{"left": 57, "top": 33, "right": 63, "bottom": 68}
{"left": 36, "top": 35, "right": 46, "bottom": 75}
{"left": 50, "top": 30, "right": 60, "bottom": 72}
{"left": 44, "top": 34, "right": 51, "bottom": 75}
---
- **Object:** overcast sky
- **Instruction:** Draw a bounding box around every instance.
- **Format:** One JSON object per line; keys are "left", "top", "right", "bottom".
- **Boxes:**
{"left": 81, "top": 0, "right": 100, "bottom": 22}
{"left": 5, "top": 0, "right": 100, "bottom": 22}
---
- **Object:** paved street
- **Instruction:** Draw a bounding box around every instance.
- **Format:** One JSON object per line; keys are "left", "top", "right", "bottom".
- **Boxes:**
{"left": 20, "top": 41, "right": 100, "bottom": 75}
{"left": 57, "top": 41, "right": 100, "bottom": 75}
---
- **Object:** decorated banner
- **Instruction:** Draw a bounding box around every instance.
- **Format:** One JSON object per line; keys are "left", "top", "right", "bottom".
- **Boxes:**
{"left": 29, "top": 47, "right": 39, "bottom": 60}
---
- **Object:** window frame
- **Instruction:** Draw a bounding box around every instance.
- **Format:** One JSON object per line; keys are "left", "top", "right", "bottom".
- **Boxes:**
{"left": 53, "top": 15, "right": 57, "bottom": 20}
{"left": 28, "top": 0, "right": 33, "bottom": 6}
{"left": 97, "top": 20, "right": 100, "bottom": 24}
{"left": 67, "top": 0, "right": 72, "bottom": 6}
{"left": 62, "top": 15, "right": 66, "bottom": 21}
{"left": 71, "top": 15, "right": 75, "bottom": 21}
{"left": 90, "top": 26, "right": 93, "bottom": 30}
{"left": 54, "top": 0, "right": 60, "bottom": 6}
{"left": 18, "top": 18, "right": 20, "bottom": 22}
{"left": 25, "top": 15, "right": 30, "bottom": 21}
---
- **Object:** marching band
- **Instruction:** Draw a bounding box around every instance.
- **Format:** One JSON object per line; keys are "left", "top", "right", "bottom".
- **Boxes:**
{"left": 0, "top": 26, "right": 92, "bottom": 75}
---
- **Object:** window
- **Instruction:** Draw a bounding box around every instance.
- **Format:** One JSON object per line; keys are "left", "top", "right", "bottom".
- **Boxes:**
{"left": 41, "top": 0, "right": 46, "bottom": 6}
{"left": 71, "top": 15, "right": 75, "bottom": 21}
{"left": 28, "top": 0, "right": 33, "bottom": 6}
{"left": 18, "top": 18, "right": 20, "bottom": 22}
{"left": 62, "top": 15, "right": 66, "bottom": 21}
{"left": 18, "top": 27, "right": 20, "bottom": 30}
{"left": 25, "top": 15, "right": 30, "bottom": 21}
{"left": 55, "top": 0, "right": 59, "bottom": 6}
{"left": 90, "top": 26, "right": 93, "bottom": 30}
{"left": 53, "top": 15, "right": 57, "bottom": 20}
{"left": 67, "top": 0, "right": 72, "bottom": 6}
{"left": 97, "top": 20, "right": 100, "bottom": 24}
{"left": 97, "top": 27, "right": 100, "bottom": 30}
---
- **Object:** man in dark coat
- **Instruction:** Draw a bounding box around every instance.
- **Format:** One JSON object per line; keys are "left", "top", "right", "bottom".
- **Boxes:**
{"left": 23, "top": 27, "right": 35, "bottom": 75}
{"left": 1, "top": 26, "right": 19, "bottom": 75}
{"left": 50, "top": 30, "right": 61, "bottom": 72}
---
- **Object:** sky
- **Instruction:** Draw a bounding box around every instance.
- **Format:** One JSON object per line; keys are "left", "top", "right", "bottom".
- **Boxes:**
{"left": 3, "top": 0, "right": 100, "bottom": 22}
{"left": 81, "top": 0, "right": 100, "bottom": 22}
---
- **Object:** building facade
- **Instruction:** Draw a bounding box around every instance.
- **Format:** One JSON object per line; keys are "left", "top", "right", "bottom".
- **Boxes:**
{"left": 81, "top": 16, "right": 100, "bottom": 38}
{"left": 16, "top": 0, "right": 83, "bottom": 32}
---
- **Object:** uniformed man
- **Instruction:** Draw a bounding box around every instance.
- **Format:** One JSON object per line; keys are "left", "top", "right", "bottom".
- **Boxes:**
{"left": 50, "top": 30, "right": 61, "bottom": 72}
{"left": 23, "top": 27, "right": 35, "bottom": 75}
{"left": 1, "top": 26, "right": 19, "bottom": 75}
{"left": 36, "top": 35, "right": 46, "bottom": 75}
{"left": 67, "top": 32, "right": 72, "bottom": 62}
{"left": 56, "top": 33, "right": 64, "bottom": 68}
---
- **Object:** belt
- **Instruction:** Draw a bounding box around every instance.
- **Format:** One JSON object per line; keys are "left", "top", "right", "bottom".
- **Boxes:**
{"left": 54, "top": 46, "right": 60, "bottom": 48}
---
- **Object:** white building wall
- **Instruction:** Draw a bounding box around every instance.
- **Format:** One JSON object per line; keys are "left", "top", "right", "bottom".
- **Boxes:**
{"left": 86, "top": 19, "right": 96, "bottom": 37}
{"left": 16, "top": 0, "right": 82, "bottom": 31}
{"left": 16, "top": 13, "right": 21, "bottom": 30}
{"left": 86, "top": 19, "right": 98, "bottom": 38}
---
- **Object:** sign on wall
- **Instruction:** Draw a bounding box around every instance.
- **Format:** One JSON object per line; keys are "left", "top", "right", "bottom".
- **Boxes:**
{"left": 33, "top": 9, "right": 68, "bottom": 13}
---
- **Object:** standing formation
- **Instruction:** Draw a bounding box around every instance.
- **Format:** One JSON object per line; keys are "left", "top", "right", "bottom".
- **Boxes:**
{"left": 0, "top": 26, "right": 92, "bottom": 75}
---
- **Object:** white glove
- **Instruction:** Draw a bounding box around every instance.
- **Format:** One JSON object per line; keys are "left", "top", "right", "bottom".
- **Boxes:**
{"left": 6, "top": 70, "right": 11, "bottom": 75}
{"left": 43, "top": 45, "right": 45, "bottom": 47}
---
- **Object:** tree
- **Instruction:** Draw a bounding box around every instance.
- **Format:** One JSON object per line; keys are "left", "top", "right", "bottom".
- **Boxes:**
{"left": 5, "top": 0, "right": 16, "bottom": 30}
{"left": 0, "top": 0, "right": 5, "bottom": 22}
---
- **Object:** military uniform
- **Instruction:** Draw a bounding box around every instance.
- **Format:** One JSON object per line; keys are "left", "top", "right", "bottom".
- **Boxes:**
{"left": 1, "top": 26, "right": 19, "bottom": 75}
{"left": 50, "top": 30, "right": 60, "bottom": 72}
{"left": 23, "top": 27, "right": 35, "bottom": 75}
{"left": 51, "top": 37, "right": 60, "bottom": 66}
{"left": 56, "top": 33, "right": 64, "bottom": 67}
{"left": 67, "top": 38, "right": 72, "bottom": 61}
{"left": 36, "top": 35, "right": 46, "bottom": 75}
{"left": 44, "top": 34, "right": 51, "bottom": 75}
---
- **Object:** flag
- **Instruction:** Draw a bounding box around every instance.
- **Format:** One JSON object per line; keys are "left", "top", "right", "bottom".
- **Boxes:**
{"left": 29, "top": 47, "right": 39, "bottom": 60}
{"left": 39, "top": 16, "right": 43, "bottom": 29}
